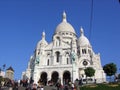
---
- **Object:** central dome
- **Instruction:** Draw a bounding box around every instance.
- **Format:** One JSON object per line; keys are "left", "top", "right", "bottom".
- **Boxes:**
{"left": 55, "top": 12, "right": 76, "bottom": 34}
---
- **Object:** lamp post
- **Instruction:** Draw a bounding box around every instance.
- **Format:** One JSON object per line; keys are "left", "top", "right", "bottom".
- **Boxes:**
{"left": 0, "top": 68, "right": 1, "bottom": 73}
{"left": 0, "top": 68, "right": 1, "bottom": 76}
{"left": 71, "top": 51, "right": 76, "bottom": 83}
{"left": 72, "top": 59, "right": 75, "bottom": 83}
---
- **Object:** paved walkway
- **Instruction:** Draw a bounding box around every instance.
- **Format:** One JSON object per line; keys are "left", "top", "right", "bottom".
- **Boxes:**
{"left": 1, "top": 86, "right": 58, "bottom": 90}
{"left": 44, "top": 86, "right": 57, "bottom": 90}
{"left": 1, "top": 86, "right": 79, "bottom": 90}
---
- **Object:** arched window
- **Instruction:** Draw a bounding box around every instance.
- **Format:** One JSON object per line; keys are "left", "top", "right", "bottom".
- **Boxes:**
{"left": 77, "top": 50, "right": 80, "bottom": 55}
{"left": 88, "top": 49, "right": 91, "bottom": 54}
{"left": 82, "top": 49, "right": 86, "bottom": 54}
{"left": 47, "top": 59, "right": 49, "bottom": 66}
{"left": 38, "top": 52, "right": 40, "bottom": 55}
{"left": 56, "top": 37, "right": 60, "bottom": 46}
{"left": 56, "top": 51, "right": 60, "bottom": 62}
{"left": 67, "top": 58, "right": 69, "bottom": 64}
{"left": 65, "top": 52, "right": 69, "bottom": 64}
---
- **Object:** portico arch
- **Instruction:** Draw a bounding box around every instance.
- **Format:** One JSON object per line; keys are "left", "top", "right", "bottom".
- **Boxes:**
{"left": 39, "top": 72, "right": 47, "bottom": 85}
{"left": 51, "top": 71, "right": 59, "bottom": 84}
{"left": 63, "top": 71, "right": 71, "bottom": 85}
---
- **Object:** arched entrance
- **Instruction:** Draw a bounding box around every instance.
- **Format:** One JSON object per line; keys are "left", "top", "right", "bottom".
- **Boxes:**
{"left": 51, "top": 71, "right": 59, "bottom": 84}
{"left": 63, "top": 71, "right": 71, "bottom": 85}
{"left": 39, "top": 72, "right": 47, "bottom": 85}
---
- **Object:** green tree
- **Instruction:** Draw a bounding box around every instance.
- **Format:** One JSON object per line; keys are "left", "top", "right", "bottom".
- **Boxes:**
{"left": 103, "top": 63, "right": 117, "bottom": 82}
{"left": 84, "top": 67, "right": 95, "bottom": 84}
{"left": 0, "top": 76, "right": 4, "bottom": 86}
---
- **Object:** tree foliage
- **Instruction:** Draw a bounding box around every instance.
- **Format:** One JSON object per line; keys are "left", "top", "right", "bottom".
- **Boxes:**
{"left": 0, "top": 76, "right": 4, "bottom": 85}
{"left": 84, "top": 67, "right": 95, "bottom": 77}
{"left": 103, "top": 63, "right": 117, "bottom": 77}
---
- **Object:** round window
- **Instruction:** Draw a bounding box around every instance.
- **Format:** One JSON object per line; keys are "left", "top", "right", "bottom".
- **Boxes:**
{"left": 83, "top": 60, "right": 88, "bottom": 66}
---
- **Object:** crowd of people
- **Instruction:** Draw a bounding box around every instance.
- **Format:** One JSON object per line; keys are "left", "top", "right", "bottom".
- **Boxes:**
{"left": 0, "top": 78, "right": 81, "bottom": 90}
{"left": 0, "top": 78, "right": 18, "bottom": 90}
{"left": 20, "top": 78, "right": 80, "bottom": 90}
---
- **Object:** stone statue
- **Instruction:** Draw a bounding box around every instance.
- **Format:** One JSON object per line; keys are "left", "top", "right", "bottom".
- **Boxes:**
{"left": 35, "top": 56, "right": 40, "bottom": 64}
{"left": 71, "top": 51, "right": 76, "bottom": 62}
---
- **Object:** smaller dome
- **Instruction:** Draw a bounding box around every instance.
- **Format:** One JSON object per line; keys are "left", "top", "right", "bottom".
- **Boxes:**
{"left": 36, "top": 32, "right": 48, "bottom": 49}
{"left": 78, "top": 27, "right": 91, "bottom": 47}
{"left": 37, "top": 39, "right": 48, "bottom": 47}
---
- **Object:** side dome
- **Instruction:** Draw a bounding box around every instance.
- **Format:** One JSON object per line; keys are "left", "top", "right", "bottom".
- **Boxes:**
{"left": 36, "top": 32, "right": 48, "bottom": 49}
{"left": 78, "top": 27, "right": 91, "bottom": 47}
{"left": 37, "top": 39, "right": 48, "bottom": 48}
{"left": 55, "top": 11, "right": 76, "bottom": 34}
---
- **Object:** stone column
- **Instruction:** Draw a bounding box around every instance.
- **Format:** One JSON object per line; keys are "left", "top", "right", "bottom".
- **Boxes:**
{"left": 60, "top": 74, "right": 63, "bottom": 85}
{"left": 47, "top": 72, "right": 51, "bottom": 81}
{"left": 72, "top": 62, "right": 79, "bottom": 83}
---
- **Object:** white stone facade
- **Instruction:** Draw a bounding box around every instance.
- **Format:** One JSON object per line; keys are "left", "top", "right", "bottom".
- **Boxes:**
{"left": 22, "top": 12, "right": 106, "bottom": 84}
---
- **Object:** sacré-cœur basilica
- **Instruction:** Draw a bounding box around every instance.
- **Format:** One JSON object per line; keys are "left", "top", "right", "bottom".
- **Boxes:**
{"left": 22, "top": 11, "right": 106, "bottom": 85}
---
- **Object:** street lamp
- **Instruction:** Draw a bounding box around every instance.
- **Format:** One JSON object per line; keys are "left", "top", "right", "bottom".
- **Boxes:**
{"left": 71, "top": 51, "right": 76, "bottom": 83}
{"left": 0, "top": 68, "right": 1, "bottom": 75}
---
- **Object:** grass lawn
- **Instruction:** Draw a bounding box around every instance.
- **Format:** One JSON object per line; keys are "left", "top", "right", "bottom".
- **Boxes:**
{"left": 79, "top": 84, "right": 120, "bottom": 90}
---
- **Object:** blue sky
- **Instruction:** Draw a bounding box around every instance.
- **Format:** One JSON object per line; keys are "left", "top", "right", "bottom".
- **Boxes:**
{"left": 0, "top": 0, "right": 120, "bottom": 80}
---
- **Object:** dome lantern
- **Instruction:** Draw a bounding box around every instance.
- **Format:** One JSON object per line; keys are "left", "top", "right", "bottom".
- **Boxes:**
{"left": 80, "top": 27, "right": 84, "bottom": 36}
{"left": 42, "top": 31, "right": 45, "bottom": 40}
{"left": 62, "top": 11, "right": 67, "bottom": 22}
